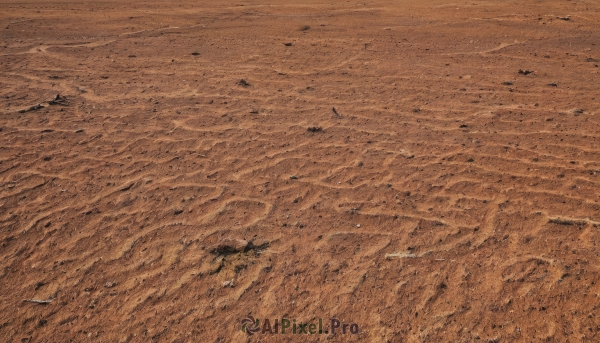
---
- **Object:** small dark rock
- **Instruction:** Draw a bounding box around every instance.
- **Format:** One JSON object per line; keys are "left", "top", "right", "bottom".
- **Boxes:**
{"left": 283, "top": 42, "right": 292, "bottom": 46}
{"left": 48, "top": 94, "right": 67, "bottom": 105}
{"left": 191, "top": 52, "right": 200, "bottom": 56}
{"left": 238, "top": 79, "right": 250, "bottom": 87}
{"left": 572, "top": 109, "right": 584, "bottom": 115}
{"left": 502, "top": 80, "right": 514, "bottom": 85}
{"left": 209, "top": 238, "right": 248, "bottom": 255}
{"left": 307, "top": 126, "right": 323, "bottom": 133}
{"left": 518, "top": 69, "right": 534, "bottom": 75}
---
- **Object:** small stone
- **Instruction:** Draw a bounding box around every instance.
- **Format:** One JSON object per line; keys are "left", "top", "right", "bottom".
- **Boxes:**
{"left": 104, "top": 282, "right": 117, "bottom": 288}
{"left": 209, "top": 238, "right": 248, "bottom": 254}
{"left": 223, "top": 280, "right": 234, "bottom": 287}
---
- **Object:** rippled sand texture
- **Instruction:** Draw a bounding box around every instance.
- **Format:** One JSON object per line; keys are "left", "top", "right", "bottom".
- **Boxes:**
{"left": 2, "top": 0, "right": 600, "bottom": 341}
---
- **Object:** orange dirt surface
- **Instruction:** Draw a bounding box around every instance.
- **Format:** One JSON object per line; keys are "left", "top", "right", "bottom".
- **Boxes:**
{"left": 1, "top": 0, "right": 600, "bottom": 342}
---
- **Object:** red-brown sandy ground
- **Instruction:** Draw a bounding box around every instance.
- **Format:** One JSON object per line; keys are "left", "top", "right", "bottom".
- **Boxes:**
{"left": 1, "top": 0, "right": 600, "bottom": 342}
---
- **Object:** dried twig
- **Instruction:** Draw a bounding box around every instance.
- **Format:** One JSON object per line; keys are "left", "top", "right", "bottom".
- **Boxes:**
{"left": 332, "top": 107, "right": 342, "bottom": 118}
{"left": 18, "top": 104, "right": 44, "bottom": 113}
{"left": 23, "top": 298, "right": 54, "bottom": 304}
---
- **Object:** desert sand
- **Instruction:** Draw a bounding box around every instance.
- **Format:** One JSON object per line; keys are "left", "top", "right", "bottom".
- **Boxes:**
{"left": 1, "top": 0, "right": 600, "bottom": 341}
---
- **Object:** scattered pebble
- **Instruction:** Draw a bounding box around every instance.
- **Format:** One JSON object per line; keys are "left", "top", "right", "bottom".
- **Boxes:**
{"left": 209, "top": 238, "right": 248, "bottom": 254}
